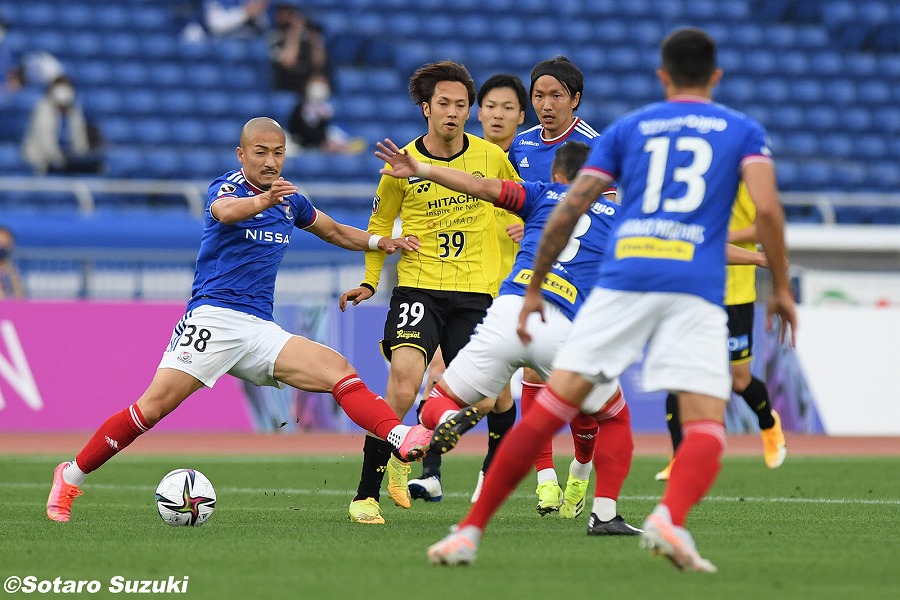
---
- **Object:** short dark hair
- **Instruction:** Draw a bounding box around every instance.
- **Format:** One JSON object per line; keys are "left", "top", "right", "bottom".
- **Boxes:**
{"left": 551, "top": 141, "right": 591, "bottom": 181}
{"left": 661, "top": 27, "right": 717, "bottom": 87}
{"left": 409, "top": 61, "right": 476, "bottom": 110}
{"left": 529, "top": 55, "right": 584, "bottom": 109}
{"left": 477, "top": 74, "right": 527, "bottom": 111}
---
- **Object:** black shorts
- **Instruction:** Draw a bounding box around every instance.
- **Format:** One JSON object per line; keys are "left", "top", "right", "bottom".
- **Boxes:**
{"left": 381, "top": 286, "right": 493, "bottom": 365}
{"left": 726, "top": 302, "right": 754, "bottom": 364}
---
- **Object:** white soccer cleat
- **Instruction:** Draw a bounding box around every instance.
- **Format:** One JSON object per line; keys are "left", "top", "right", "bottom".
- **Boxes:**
{"left": 640, "top": 505, "right": 717, "bottom": 573}
{"left": 427, "top": 529, "right": 478, "bottom": 566}
{"left": 408, "top": 475, "right": 443, "bottom": 502}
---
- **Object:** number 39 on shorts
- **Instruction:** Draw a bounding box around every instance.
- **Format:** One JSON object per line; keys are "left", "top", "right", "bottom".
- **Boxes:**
{"left": 396, "top": 302, "right": 424, "bottom": 328}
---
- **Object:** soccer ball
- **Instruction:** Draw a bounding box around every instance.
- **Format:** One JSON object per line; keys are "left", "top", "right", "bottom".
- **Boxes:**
{"left": 154, "top": 468, "right": 216, "bottom": 526}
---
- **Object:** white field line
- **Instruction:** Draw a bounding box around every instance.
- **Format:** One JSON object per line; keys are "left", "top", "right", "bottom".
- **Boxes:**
{"left": 3, "top": 481, "right": 898, "bottom": 506}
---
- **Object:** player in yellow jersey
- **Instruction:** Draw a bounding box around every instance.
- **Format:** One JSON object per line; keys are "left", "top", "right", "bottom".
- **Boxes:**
{"left": 656, "top": 183, "right": 788, "bottom": 481}
{"left": 409, "top": 74, "right": 529, "bottom": 503}
{"left": 339, "top": 62, "right": 520, "bottom": 524}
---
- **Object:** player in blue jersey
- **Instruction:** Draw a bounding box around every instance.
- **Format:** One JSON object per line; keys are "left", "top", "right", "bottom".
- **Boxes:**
{"left": 428, "top": 28, "right": 796, "bottom": 571}
{"left": 375, "top": 138, "right": 641, "bottom": 537}
{"left": 508, "top": 55, "right": 607, "bottom": 517}
{"left": 509, "top": 55, "right": 602, "bottom": 181}
{"left": 46, "top": 117, "right": 430, "bottom": 523}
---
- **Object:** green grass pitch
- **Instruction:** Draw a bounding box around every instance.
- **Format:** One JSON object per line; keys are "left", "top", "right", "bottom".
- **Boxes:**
{"left": 1, "top": 454, "right": 897, "bottom": 599}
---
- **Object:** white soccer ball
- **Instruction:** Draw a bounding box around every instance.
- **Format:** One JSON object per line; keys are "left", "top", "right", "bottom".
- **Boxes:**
{"left": 154, "top": 468, "right": 216, "bottom": 526}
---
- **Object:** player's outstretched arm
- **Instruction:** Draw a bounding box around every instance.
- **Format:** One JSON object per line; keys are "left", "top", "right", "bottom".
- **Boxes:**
{"left": 375, "top": 139, "right": 504, "bottom": 202}
{"left": 307, "top": 210, "right": 421, "bottom": 254}
{"left": 212, "top": 177, "right": 297, "bottom": 224}
{"left": 743, "top": 161, "right": 797, "bottom": 346}
{"left": 727, "top": 243, "right": 768, "bottom": 268}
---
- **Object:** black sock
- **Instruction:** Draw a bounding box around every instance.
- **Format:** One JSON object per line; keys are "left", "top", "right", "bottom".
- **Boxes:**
{"left": 353, "top": 435, "right": 393, "bottom": 502}
{"left": 482, "top": 404, "right": 516, "bottom": 473}
{"left": 740, "top": 377, "right": 775, "bottom": 430}
{"left": 420, "top": 449, "right": 442, "bottom": 479}
{"left": 665, "top": 393, "right": 682, "bottom": 452}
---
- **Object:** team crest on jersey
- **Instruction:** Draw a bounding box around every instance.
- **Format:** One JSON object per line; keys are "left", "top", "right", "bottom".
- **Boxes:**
{"left": 372, "top": 194, "right": 380, "bottom": 214}
{"left": 177, "top": 351, "right": 192, "bottom": 364}
{"left": 283, "top": 204, "right": 293, "bottom": 220}
{"left": 218, "top": 183, "right": 236, "bottom": 195}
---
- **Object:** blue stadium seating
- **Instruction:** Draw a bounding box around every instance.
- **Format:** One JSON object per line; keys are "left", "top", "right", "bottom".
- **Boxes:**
{"left": 0, "top": 0, "right": 895, "bottom": 226}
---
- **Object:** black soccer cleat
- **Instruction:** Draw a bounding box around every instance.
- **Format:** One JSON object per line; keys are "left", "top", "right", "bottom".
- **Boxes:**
{"left": 428, "top": 407, "right": 483, "bottom": 455}
{"left": 586, "top": 514, "right": 643, "bottom": 536}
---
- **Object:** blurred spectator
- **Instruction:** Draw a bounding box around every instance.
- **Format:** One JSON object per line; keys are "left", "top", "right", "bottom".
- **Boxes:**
{"left": 0, "top": 18, "right": 24, "bottom": 92}
{"left": 0, "top": 225, "right": 26, "bottom": 299}
{"left": 21, "top": 75, "right": 104, "bottom": 174}
{"left": 286, "top": 72, "right": 364, "bottom": 154}
{"left": 268, "top": 3, "right": 329, "bottom": 93}
{"left": 181, "top": 0, "right": 269, "bottom": 41}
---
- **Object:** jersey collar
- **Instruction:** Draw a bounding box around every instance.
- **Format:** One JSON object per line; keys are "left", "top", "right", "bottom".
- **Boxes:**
{"left": 240, "top": 169, "right": 268, "bottom": 195}
{"left": 540, "top": 117, "right": 580, "bottom": 144}
{"left": 415, "top": 133, "right": 471, "bottom": 162}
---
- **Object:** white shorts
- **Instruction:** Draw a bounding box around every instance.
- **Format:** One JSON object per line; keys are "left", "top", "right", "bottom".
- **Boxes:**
{"left": 158, "top": 305, "right": 293, "bottom": 388}
{"left": 442, "top": 294, "right": 620, "bottom": 412}
{"left": 554, "top": 289, "right": 731, "bottom": 400}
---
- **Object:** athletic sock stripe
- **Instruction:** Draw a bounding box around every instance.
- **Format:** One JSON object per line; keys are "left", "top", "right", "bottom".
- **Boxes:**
{"left": 521, "top": 381, "right": 546, "bottom": 389}
{"left": 333, "top": 376, "right": 363, "bottom": 397}
{"left": 129, "top": 405, "right": 149, "bottom": 432}
{"left": 536, "top": 387, "right": 579, "bottom": 422}
{"left": 683, "top": 420, "right": 727, "bottom": 447}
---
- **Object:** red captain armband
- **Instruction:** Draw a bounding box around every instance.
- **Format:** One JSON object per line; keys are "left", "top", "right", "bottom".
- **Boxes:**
{"left": 495, "top": 180, "right": 526, "bottom": 212}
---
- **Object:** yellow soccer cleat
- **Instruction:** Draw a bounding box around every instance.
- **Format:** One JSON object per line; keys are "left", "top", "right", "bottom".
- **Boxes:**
{"left": 761, "top": 410, "right": 787, "bottom": 469}
{"left": 654, "top": 457, "right": 674, "bottom": 481}
{"left": 559, "top": 468, "right": 589, "bottom": 519}
{"left": 386, "top": 455, "right": 412, "bottom": 508}
{"left": 348, "top": 497, "right": 385, "bottom": 524}
{"left": 535, "top": 480, "right": 562, "bottom": 516}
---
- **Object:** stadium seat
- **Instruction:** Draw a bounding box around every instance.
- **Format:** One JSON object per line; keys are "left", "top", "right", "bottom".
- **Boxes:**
{"left": 170, "top": 118, "right": 208, "bottom": 147}
{"left": 819, "top": 133, "right": 855, "bottom": 159}
{"left": 133, "top": 117, "right": 172, "bottom": 145}
{"left": 99, "top": 118, "right": 134, "bottom": 146}
{"left": 154, "top": 90, "right": 196, "bottom": 118}
{"left": 114, "top": 62, "right": 152, "bottom": 89}
{"left": 102, "top": 34, "right": 141, "bottom": 60}
{"left": 790, "top": 79, "right": 825, "bottom": 105}
{"left": 82, "top": 88, "right": 124, "bottom": 117}
{"left": 64, "top": 31, "right": 103, "bottom": 60}
{"left": 0, "top": 143, "right": 30, "bottom": 175}
{"left": 104, "top": 146, "right": 145, "bottom": 178}
{"left": 148, "top": 64, "right": 185, "bottom": 89}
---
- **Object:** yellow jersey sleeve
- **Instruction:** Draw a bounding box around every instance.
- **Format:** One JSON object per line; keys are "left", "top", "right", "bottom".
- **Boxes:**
{"left": 362, "top": 172, "right": 404, "bottom": 291}
{"left": 725, "top": 183, "right": 758, "bottom": 305}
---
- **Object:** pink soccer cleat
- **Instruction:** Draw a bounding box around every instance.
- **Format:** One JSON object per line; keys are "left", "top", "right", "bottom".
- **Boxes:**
{"left": 47, "top": 462, "right": 84, "bottom": 522}
{"left": 395, "top": 424, "right": 433, "bottom": 462}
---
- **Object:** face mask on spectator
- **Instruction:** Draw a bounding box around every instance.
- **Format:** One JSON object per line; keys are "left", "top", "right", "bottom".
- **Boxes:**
{"left": 50, "top": 83, "right": 75, "bottom": 107}
{"left": 306, "top": 81, "right": 330, "bottom": 103}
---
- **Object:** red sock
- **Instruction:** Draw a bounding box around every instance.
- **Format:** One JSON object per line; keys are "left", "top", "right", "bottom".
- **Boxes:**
{"left": 661, "top": 420, "right": 726, "bottom": 526}
{"left": 460, "top": 386, "right": 577, "bottom": 531}
{"left": 75, "top": 403, "right": 150, "bottom": 473}
{"left": 520, "top": 381, "right": 554, "bottom": 472}
{"left": 332, "top": 374, "right": 399, "bottom": 440}
{"left": 570, "top": 412, "right": 598, "bottom": 464}
{"left": 591, "top": 391, "right": 633, "bottom": 501}
{"left": 419, "top": 384, "right": 465, "bottom": 429}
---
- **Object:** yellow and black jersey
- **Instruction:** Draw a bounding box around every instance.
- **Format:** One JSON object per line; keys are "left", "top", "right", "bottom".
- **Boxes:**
{"left": 364, "top": 133, "right": 520, "bottom": 294}
{"left": 494, "top": 206, "right": 523, "bottom": 281}
{"left": 725, "top": 183, "right": 757, "bottom": 306}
